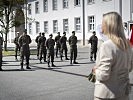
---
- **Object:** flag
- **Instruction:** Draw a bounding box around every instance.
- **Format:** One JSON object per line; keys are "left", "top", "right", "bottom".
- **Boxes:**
{"left": 130, "top": 26, "right": 133, "bottom": 46}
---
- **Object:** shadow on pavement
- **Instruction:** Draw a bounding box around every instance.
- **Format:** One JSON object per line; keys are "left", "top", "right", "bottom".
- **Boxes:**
{"left": 31, "top": 65, "right": 88, "bottom": 78}
{"left": 1, "top": 69, "right": 35, "bottom": 72}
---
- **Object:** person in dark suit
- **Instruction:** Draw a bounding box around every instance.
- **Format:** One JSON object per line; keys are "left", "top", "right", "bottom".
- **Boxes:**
{"left": 60, "top": 32, "right": 69, "bottom": 60}
{"left": 35, "top": 32, "right": 41, "bottom": 59}
{"left": 68, "top": 31, "right": 78, "bottom": 64}
{"left": 55, "top": 32, "right": 61, "bottom": 58}
{"left": 18, "top": 30, "right": 32, "bottom": 70}
{"left": 13, "top": 32, "right": 20, "bottom": 61}
{"left": 38, "top": 32, "right": 47, "bottom": 63}
{"left": 46, "top": 34, "right": 55, "bottom": 67}
{"left": 0, "top": 35, "right": 3, "bottom": 71}
{"left": 88, "top": 31, "right": 98, "bottom": 61}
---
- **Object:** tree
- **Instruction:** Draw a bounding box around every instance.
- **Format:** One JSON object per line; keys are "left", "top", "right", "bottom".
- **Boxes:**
{"left": 0, "top": 0, "right": 26, "bottom": 51}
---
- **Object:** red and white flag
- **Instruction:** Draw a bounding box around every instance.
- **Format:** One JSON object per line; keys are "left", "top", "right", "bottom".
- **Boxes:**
{"left": 129, "top": 26, "right": 133, "bottom": 46}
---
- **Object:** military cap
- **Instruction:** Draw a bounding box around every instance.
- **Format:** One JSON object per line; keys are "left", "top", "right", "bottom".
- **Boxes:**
{"left": 49, "top": 34, "right": 53, "bottom": 36}
{"left": 63, "top": 32, "right": 66, "bottom": 34}
{"left": 72, "top": 31, "right": 75, "bottom": 33}
{"left": 42, "top": 32, "right": 45, "bottom": 35}
{"left": 57, "top": 32, "right": 60, "bottom": 34}
{"left": 92, "top": 31, "right": 96, "bottom": 34}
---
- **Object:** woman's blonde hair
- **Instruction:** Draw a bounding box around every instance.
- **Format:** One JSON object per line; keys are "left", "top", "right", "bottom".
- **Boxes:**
{"left": 102, "top": 12, "right": 130, "bottom": 50}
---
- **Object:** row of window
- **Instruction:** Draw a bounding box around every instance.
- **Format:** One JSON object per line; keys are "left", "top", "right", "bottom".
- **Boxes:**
{"left": 28, "top": 16, "right": 95, "bottom": 34}
{"left": 28, "top": 0, "right": 111, "bottom": 14}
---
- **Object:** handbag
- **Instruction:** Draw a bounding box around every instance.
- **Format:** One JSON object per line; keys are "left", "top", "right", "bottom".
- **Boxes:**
{"left": 87, "top": 72, "right": 96, "bottom": 83}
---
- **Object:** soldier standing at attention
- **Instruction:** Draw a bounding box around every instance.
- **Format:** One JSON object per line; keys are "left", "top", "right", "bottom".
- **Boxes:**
{"left": 18, "top": 30, "right": 32, "bottom": 70}
{"left": 46, "top": 34, "right": 56, "bottom": 67}
{"left": 88, "top": 31, "right": 98, "bottom": 61}
{"left": 35, "top": 32, "right": 41, "bottom": 59}
{"left": 38, "top": 32, "right": 47, "bottom": 63}
{"left": 14, "top": 32, "right": 20, "bottom": 61}
{"left": 68, "top": 31, "right": 78, "bottom": 64}
{"left": 0, "top": 35, "right": 3, "bottom": 71}
{"left": 60, "top": 32, "right": 69, "bottom": 61}
{"left": 55, "top": 32, "right": 61, "bottom": 58}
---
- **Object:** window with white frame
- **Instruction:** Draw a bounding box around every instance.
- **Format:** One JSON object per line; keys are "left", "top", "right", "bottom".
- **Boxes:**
{"left": 75, "top": 17, "right": 81, "bottom": 32}
{"left": 28, "top": 4, "right": 31, "bottom": 14}
{"left": 43, "top": 0, "right": 48, "bottom": 12}
{"left": 88, "top": 0, "right": 95, "bottom": 4}
{"left": 63, "top": 19, "right": 69, "bottom": 32}
{"left": 88, "top": 16, "right": 95, "bottom": 31}
{"left": 74, "top": 0, "right": 80, "bottom": 6}
{"left": 35, "top": 1, "right": 39, "bottom": 13}
{"left": 36, "top": 22, "right": 40, "bottom": 34}
{"left": 53, "top": 20, "right": 58, "bottom": 33}
{"left": 44, "top": 21, "right": 48, "bottom": 33}
{"left": 29, "top": 23, "right": 32, "bottom": 34}
{"left": 63, "top": 0, "right": 68, "bottom": 8}
{"left": 52, "top": 0, "right": 57, "bottom": 10}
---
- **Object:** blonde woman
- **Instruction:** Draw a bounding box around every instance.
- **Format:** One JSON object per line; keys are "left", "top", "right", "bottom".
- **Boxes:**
{"left": 92, "top": 12, "right": 133, "bottom": 100}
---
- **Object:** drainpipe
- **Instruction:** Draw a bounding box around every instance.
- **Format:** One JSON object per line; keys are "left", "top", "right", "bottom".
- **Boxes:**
{"left": 119, "top": 0, "right": 122, "bottom": 16}
{"left": 82, "top": 0, "right": 85, "bottom": 46}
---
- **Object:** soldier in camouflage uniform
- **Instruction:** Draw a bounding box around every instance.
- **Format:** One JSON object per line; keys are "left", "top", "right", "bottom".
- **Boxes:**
{"left": 0, "top": 35, "right": 3, "bottom": 71}
{"left": 46, "top": 34, "right": 56, "bottom": 67}
{"left": 13, "top": 32, "right": 20, "bottom": 61}
{"left": 35, "top": 33, "right": 41, "bottom": 59}
{"left": 68, "top": 31, "right": 78, "bottom": 64}
{"left": 38, "top": 32, "right": 47, "bottom": 63}
{"left": 55, "top": 32, "right": 61, "bottom": 58}
{"left": 88, "top": 31, "right": 98, "bottom": 61}
{"left": 60, "top": 32, "right": 69, "bottom": 61}
{"left": 18, "top": 30, "right": 32, "bottom": 70}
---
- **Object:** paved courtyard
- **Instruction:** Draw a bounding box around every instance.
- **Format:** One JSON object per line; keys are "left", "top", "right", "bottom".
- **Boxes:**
{"left": 0, "top": 46, "right": 133, "bottom": 100}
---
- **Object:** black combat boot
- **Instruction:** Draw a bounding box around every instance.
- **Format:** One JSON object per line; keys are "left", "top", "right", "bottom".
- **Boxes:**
{"left": 26, "top": 64, "right": 31, "bottom": 69}
{"left": 65, "top": 57, "right": 69, "bottom": 60}
{"left": 73, "top": 60, "right": 78, "bottom": 64}
{"left": 21, "top": 63, "right": 24, "bottom": 70}
{"left": 52, "top": 62, "right": 56, "bottom": 67}
{"left": 0, "top": 67, "right": 2, "bottom": 71}
{"left": 48, "top": 62, "right": 50, "bottom": 67}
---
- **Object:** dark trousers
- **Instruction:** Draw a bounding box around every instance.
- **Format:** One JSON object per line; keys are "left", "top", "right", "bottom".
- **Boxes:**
{"left": 39, "top": 48, "right": 47, "bottom": 61}
{"left": 20, "top": 51, "right": 30, "bottom": 67}
{"left": 47, "top": 50, "right": 54, "bottom": 63}
{"left": 90, "top": 47, "right": 97, "bottom": 60}
{"left": 60, "top": 46, "right": 68, "bottom": 59}
{"left": 55, "top": 44, "right": 61, "bottom": 57}
{"left": 70, "top": 46, "right": 77, "bottom": 62}
{"left": 37, "top": 45, "right": 40, "bottom": 57}
{"left": 15, "top": 45, "right": 20, "bottom": 59}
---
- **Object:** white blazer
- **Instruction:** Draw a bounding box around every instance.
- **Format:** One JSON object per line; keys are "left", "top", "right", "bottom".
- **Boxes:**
{"left": 94, "top": 39, "right": 133, "bottom": 99}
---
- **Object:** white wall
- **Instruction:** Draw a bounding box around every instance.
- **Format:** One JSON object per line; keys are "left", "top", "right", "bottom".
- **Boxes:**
{"left": 24, "top": 0, "right": 132, "bottom": 45}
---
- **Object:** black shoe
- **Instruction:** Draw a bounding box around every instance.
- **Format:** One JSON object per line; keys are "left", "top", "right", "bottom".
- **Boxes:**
{"left": 65, "top": 58, "right": 69, "bottom": 60}
{"left": 48, "top": 64, "right": 50, "bottom": 67}
{"left": 52, "top": 64, "right": 56, "bottom": 67}
{"left": 15, "top": 58, "right": 18, "bottom": 61}
{"left": 90, "top": 59, "right": 93, "bottom": 61}
{"left": 26, "top": 66, "right": 31, "bottom": 69}
{"left": 44, "top": 60, "right": 47, "bottom": 62}
{"left": 40, "top": 60, "right": 42, "bottom": 63}
{"left": 0, "top": 67, "right": 3, "bottom": 71}
{"left": 73, "top": 61, "right": 78, "bottom": 64}
{"left": 21, "top": 67, "right": 24, "bottom": 70}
